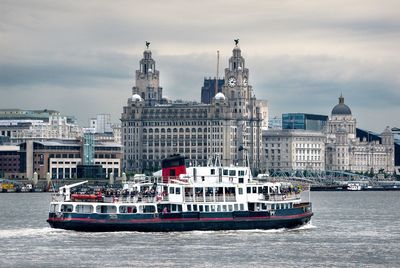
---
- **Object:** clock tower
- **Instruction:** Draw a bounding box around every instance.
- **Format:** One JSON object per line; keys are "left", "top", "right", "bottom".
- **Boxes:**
{"left": 222, "top": 40, "right": 255, "bottom": 119}
{"left": 221, "top": 40, "right": 262, "bottom": 168}
{"left": 132, "top": 42, "right": 163, "bottom": 106}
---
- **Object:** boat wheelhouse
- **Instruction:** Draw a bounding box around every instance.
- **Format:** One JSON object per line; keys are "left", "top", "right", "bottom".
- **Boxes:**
{"left": 47, "top": 154, "right": 313, "bottom": 232}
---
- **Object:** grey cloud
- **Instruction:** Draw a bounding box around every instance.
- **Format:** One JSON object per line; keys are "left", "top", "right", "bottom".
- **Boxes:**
{"left": 247, "top": 54, "right": 400, "bottom": 130}
{"left": 0, "top": 0, "right": 399, "bottom": 132}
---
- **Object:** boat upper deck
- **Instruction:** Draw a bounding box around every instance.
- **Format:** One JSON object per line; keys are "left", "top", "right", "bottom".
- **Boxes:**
{"left": 51, "top": 175, "right": 304, "bottom": 206}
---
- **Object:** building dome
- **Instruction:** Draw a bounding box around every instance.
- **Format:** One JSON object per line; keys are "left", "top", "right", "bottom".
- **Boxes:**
{"left": 215, "top": 92, "right": 226, "bottom": 101}
{"left": 132, "top": 94, "right": 143, "bottom": 102}
{"left": 331, "top": 94, "right": 351, "bottom": 115}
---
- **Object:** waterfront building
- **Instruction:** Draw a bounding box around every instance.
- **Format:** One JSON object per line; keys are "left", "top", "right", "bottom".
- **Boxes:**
{"left": 0, "top": 145, "right": 20, "bottom": 178}
{"left": 0, "top": 135, "right": 10, "bottom": 145}
{"left": 0, "top": 109, "right": 81, "bottom": 144}
{"left": 121, "top": 43, "right": 266, "bottom": 173}
{"left": 201, "top": 78, "right": 224, "bottom": 104}
{"left": 90, "top": 114, "right": 113, "bottom": 134}
{"left": 257, "top": 100, "right": 269, "bottom": 130}
{"left": 282, "top": 113, "right": 328, "bottom": 131}
{"left": 325, "top": 95, "right": 394, "bottom": 173}
{"left": 392, "top": 127, "right": 400, "bottom": 175}
{"left": 263, "top": 129, "right": 326, "bottom": 171}
{"left": 84, "top": 115, "right": 121, "bottom": 144}
{"left": 3, "top": 139, "right": 123, "bottom": 180}
{"left": 112, "top": 124, "right": 122, "bottom": 144}
{"left": 268, "top": 116, "right": 282, "bottom": 130}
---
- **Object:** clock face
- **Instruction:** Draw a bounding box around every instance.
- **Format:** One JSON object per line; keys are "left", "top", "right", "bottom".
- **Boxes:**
{"left": 228, "top": 76, "right": 237, "bottom": 87}
{"left": 243, "top": 78, "right": 248, "bottom": 86}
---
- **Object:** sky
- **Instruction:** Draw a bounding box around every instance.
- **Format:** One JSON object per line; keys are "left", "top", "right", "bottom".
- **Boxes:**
{"left": 1, "top": 0, "right": 399, "bottom": 132}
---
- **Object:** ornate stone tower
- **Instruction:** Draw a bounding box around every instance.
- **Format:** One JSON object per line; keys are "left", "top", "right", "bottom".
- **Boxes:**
{"left": 381, "top": 126, "right": 395, "bottom": 173}
{"left": 222, "top": 40, "right": 254, "bottom": 119}
{"left": 220, "top": 40, "right": 262, "bottom": 168}
{"left": 132, "top": 43, "right": 163, "bottom": 106}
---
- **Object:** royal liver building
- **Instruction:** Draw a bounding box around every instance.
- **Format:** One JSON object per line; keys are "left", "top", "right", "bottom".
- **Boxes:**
{"left": 121, "top": 43, "right": 266, "bottom": 173}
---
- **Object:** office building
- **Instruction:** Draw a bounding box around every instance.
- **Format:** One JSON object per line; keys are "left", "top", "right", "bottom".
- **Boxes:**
{"left": 121, "top": 43, "right": 267, "bottom": 173}
{"left": 263, "top": 129, "right": 326, "bottom": 171}
{"left": 282, "top": 113, "right": 328, "bottom": 131}
{"left": 0, "top": 109, "right": 81, "bottom": 143}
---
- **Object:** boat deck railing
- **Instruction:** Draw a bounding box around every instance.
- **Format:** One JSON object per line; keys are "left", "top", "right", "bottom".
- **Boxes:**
{"left": 131, "top": 176, "right": 189, "bottom": 185}
{"left": 52, "top": 192, "right": 300, "bottom": 204}
{"left": 183, "top": 194, "right": 237, "bottom": 203}
{"left": 260, "top": 193, "right": 301, "bottom": 201}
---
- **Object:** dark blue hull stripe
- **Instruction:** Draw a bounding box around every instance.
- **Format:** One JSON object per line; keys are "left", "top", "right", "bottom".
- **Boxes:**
{"left": 47, "top": 212, "right": 313, "bottom": 232}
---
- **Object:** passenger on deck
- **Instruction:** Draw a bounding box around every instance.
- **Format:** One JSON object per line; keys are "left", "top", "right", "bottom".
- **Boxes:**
{"left": 163, "top": 206, "right": 168, "bottom": 214}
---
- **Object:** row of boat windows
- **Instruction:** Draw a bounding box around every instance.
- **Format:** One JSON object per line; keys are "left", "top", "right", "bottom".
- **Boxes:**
{"left": 54, "top": 204, "right": 157, "bottom": 214}
{"left": 53, "top": 202, "right": 293, "bottom": 214}
{"left": 187, "top": 204, "right": 244, "bottom": 212}
{"left": 209, "top": 169, "right": 247, "bottom": 176}
{"left": 253, "top": 203, "right": 293, "bottom": 211}
{"left": 168, "top": 186, "right": 275, "bottom": 196}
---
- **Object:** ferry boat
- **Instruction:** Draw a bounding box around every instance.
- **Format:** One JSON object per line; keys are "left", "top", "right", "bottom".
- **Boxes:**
{"left": 47, "top": 155, "right": 313, "bottom": 232}
{"left": 347, "top": 183, "right": 362, "bottom": 191}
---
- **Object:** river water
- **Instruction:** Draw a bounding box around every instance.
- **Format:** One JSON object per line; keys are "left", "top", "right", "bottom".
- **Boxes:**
{"left": 0, "top": 191, "right": 399, "bottom": 268}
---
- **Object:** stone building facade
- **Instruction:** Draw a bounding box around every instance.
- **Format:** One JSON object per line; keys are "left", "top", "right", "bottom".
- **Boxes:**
{"left": 0, "top": 109, "right": 81, "bottom": 144}
{"left": 263, "top": 129, "right": 326, "bottom": 171}
{"left": 325, "top": 95, "right": 395, "bottom": 173}
{"left": 121, "top": 44, "right": 266, "bottom": 173}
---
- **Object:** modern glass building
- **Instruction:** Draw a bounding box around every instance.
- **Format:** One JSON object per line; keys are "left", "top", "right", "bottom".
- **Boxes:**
{"left": 83, "top": 132, "right": 95, "bottom": 165}
{"left": 282, "top": 113, "right": 328, "bottom": 131}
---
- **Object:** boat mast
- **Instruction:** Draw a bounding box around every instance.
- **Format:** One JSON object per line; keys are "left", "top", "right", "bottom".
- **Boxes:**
{"left": 239, "top": 145, "right": 252, "bottom": 178}
{"left": 215, "top": 50, "right": 220, "bottom": 96}
{"left": 58, "top": 180, "right": 88, "bottom": 201}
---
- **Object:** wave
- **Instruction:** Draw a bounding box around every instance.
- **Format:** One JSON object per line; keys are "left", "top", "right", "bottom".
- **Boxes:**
{"left": 293, "top": 222, "right": 317, "bottom": 230}
{"left": 287, "top": 222, "right": 318, "bottom": 231}
{"left": 176, "top": 224, "right": 316, "bottom": 235}
{"left": 0, "top": 227, "right": 65, "bottom": 239}
{"left": 0, "top": 222, "right": 317, "bottom": 239}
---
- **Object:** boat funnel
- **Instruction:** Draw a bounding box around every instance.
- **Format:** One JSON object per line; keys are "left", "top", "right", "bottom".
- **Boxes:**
{"left": 161, "top": 154, "right": 186, "bottom": 182}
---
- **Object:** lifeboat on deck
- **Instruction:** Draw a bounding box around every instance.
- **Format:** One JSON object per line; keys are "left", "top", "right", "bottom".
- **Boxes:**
{"left": 71, "top": 192, "right": 102, "bottom": 201}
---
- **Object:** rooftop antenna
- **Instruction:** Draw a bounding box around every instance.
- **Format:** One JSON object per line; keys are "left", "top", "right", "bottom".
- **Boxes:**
{"left": 215, "top": 50, "right": 220, "bottom": 96}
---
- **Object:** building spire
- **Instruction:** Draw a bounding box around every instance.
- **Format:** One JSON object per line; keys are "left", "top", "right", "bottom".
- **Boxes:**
{"left": 339, "top": 93, "right": 344, "bottom": 104}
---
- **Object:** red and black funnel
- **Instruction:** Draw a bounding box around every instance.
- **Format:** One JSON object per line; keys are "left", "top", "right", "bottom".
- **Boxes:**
{"left": 161, "top": 154, "right": 186, "bottom": 182}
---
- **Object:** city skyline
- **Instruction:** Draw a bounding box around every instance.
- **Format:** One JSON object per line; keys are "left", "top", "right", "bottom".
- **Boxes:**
{"left": 1, "top": 0, "right": 399, "bottom": 132}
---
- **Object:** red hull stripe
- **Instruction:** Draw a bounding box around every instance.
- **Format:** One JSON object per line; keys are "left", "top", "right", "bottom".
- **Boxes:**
{"left": 48, "top": 212, "right": 313, "bottom": 224}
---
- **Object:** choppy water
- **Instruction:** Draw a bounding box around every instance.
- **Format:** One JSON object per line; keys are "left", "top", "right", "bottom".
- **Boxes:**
{"left": 0, "top": 192, "right": 399, "bottom": 267}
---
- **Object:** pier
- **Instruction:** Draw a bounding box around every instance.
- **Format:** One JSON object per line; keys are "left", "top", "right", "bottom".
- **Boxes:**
{"left": 260, "top": 169, "right": 400, "bottom": 191}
